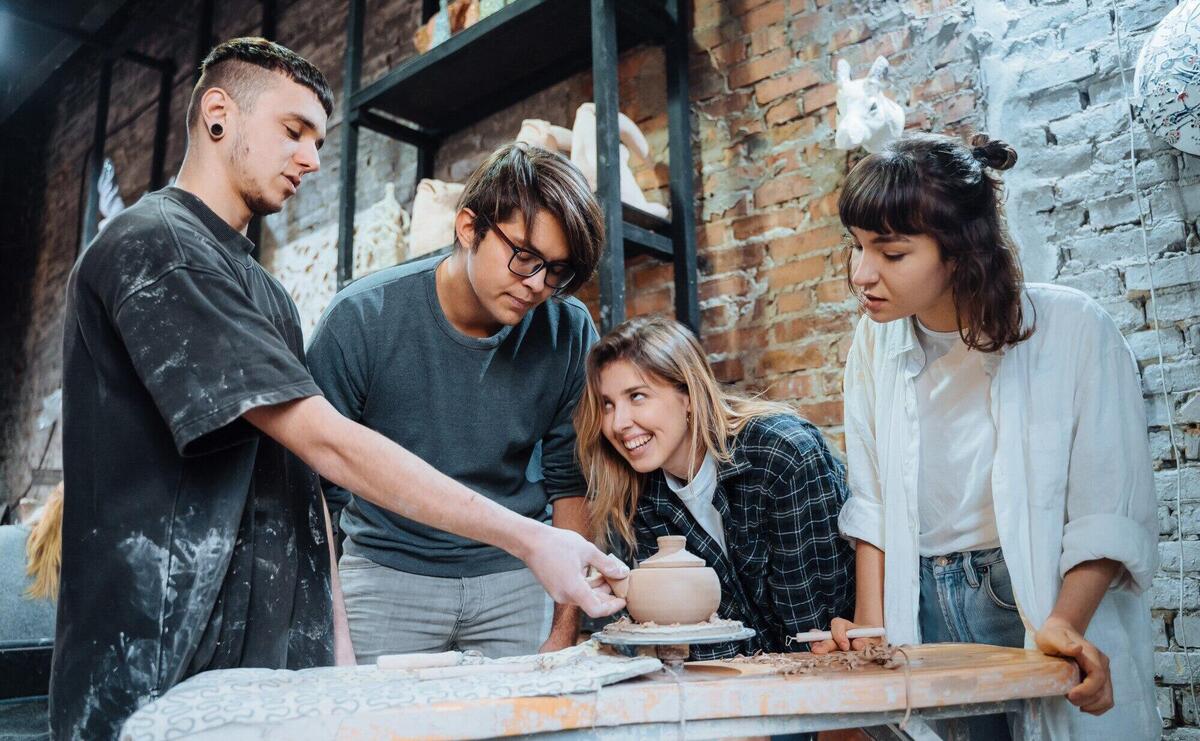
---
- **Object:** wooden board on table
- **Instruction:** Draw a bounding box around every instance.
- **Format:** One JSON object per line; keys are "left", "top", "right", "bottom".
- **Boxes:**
{"left": 329, "top": 644, "right": 1078, "bottom": 739}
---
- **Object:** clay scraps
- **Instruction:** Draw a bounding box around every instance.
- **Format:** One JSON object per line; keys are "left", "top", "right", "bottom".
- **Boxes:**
{"left": 721, "top": 643, "right": 904, "bottom": 675}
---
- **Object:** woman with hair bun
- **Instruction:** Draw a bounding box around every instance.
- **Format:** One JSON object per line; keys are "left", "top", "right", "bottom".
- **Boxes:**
{"left": 810, "top": 132, "right": 1158, "bottom": 739}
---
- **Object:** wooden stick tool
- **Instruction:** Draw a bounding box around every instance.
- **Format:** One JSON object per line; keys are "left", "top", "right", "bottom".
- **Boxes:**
{"left": 791, "top": 627, "right": 887, "bottom": 643}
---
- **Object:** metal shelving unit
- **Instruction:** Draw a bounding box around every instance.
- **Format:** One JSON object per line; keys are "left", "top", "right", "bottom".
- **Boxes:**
{"left": 337, "top": 0, "right": 699, "bottom": 332}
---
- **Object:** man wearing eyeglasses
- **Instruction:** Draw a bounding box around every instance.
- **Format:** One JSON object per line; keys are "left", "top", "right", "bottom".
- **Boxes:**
{"left": 307, "top": 143, "right": 605, "bottom": 662}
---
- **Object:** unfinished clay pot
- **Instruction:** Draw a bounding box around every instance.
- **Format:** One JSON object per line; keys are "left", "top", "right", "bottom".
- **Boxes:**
{"left": 608, "top": 535, "right": 720, "bottom": 624}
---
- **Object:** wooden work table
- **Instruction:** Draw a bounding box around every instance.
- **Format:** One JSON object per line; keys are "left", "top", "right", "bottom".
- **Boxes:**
{"left": 330, "top": 644, "right": 1079, "bottom": 739}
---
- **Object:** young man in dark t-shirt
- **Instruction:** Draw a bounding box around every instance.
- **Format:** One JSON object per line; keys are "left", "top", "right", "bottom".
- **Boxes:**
{"left": 308, "top": 143, "right": 603, "bottom": 662}
{"left": 54, "top": 38, "right": 626, "bottom": 740}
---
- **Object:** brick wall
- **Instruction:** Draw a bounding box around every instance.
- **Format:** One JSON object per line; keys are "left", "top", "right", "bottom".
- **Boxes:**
{"left": 1, "top": 0, "right": 1197, "bottom": 730}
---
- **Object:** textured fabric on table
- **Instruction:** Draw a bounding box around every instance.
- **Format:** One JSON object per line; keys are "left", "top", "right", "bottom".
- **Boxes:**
{"left": 120, "top": 641, "right": 661, "bottom": 741}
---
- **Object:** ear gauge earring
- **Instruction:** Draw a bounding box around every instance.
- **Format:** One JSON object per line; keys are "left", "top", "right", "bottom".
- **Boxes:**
{"left": 209, "top": 123, "right": 224, "bottom": 139}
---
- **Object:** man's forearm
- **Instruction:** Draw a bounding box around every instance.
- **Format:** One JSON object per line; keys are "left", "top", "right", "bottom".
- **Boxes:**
{"left": 246, "top": 397, "right": 543, "bottom": 560}
{"left": 547, "top": 496, "right": 587, "bottom": 640}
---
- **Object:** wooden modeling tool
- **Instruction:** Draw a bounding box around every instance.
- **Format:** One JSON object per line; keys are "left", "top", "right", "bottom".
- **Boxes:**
{"left": 791, "top": 627, "right": 887, "bottom": 644}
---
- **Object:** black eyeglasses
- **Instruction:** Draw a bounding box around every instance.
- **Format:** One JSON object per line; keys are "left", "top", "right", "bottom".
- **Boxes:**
{"left": 487, "top": 222, "right": 576, "bottom": 294}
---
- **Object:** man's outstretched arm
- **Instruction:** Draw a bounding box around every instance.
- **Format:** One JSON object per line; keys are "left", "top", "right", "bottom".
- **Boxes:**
{"left": 243, "top": 396, "right": 627, "bottom": 617}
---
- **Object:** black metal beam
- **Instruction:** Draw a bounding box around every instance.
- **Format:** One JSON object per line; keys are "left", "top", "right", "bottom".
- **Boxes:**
{"left": 247, "top": 0, "right": 280, "bottom": 262}
{"left": 260, "top": 0, "right": 278, "bottom": 40}
{"left": 591, "top": 0, "right": 624, "bottom": 332}
{"left": 149, "top": 60, "right": 175, "bottom": 190}
{"left": 357, "top": 110, "right": 441, "bottom": 150}
{"left": 622, "top": 222, "right": 673, "bottom": 261}
{"left": 80, "top": 58, "right": 114, "bottom": 253}
{"left": 2, "top": 6, "right": 175, "bottom": 72}
{"left": 337, "top": 0, "right": 366, "bottom": 288}
{"left": 195, "top": 0, "right": 215, "bottom": 82}
{"left": 665, "top": 0, "right": 699, "bottom": 334}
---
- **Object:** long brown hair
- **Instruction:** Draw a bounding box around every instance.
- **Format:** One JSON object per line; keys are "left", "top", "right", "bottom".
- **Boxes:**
{"left": 839, "top": 132, "right": 1033, "bottom": 352}
{"left": 575, "top": 316, "right": 794, "bottom": 551}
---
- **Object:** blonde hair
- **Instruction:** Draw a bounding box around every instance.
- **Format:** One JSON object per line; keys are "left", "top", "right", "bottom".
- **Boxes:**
{"left": 25, "top": 481, "right": 64, "bottom": 601}
{"left": 575, "top": 316, "right": 794, "bottom": 552}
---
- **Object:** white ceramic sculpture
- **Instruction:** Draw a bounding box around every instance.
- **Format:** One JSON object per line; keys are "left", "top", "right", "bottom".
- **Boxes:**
{"left": 834, "top": 56, "right": 905, "bottom": 154}
{"left": 569, "top": 103, "right": 669, "bottom": 219}
{"left": 97, "top": 158, "right": 126, "bottom": 232}
{"left": 1134, "top": 0, "right": 1200, "bottom": 156}
{"left": 515, "top": 119, "right": 574, "bottom": 154}
{"left": 409, "top": 178, "right": 465, "bottom": 258}
{"left": 353, "top": 183, "right": 409, "bottom": 278}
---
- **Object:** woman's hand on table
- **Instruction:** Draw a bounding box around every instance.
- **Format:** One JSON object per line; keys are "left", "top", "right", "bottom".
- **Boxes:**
{"left": 808, "top": 617, "right": 885, "bottom": 654}
{"left": 1035, "top": 615, "right": 1113, "bottom": 715}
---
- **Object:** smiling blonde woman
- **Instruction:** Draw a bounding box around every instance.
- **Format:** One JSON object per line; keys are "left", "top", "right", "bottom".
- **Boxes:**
{"left": 574, "top": 316, "right": 854, "bottom": 660}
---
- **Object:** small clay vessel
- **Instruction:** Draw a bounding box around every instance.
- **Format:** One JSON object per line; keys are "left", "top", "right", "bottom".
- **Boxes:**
{"left": 608, "top": 535, "right": 720, "bottom": 624}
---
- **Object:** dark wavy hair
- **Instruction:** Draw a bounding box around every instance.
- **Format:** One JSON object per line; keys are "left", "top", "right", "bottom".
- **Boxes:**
{"left": 839, "top": 132, "right": 1034, "bottom": 352}
{"left": 187, "top": 37, "right": 334, "bottom": 131}
{"left": 456, "top": 142, "right": 605, "bottom": 295}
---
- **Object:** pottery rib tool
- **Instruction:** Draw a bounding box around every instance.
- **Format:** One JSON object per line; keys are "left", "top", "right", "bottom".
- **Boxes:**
{"left": 790, "top": 627, "right": 887, "bottom": 644}
{"left": 377, "top": 651, "right": 464, "bottom": 670}
{"left": 414, "top": 662, "right": 539, "bottom": 680}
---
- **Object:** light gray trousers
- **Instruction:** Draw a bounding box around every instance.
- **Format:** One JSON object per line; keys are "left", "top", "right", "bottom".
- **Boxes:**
{"left": 338, "top": 552, "right": 552, "bottom": 665}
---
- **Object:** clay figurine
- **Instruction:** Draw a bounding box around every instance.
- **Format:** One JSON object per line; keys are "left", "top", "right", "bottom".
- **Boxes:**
{"left": 834, "top": 56, "right": 905, "bottom": 154}
{"left": 606, "top": 535, "right": 720, "bottom": 624}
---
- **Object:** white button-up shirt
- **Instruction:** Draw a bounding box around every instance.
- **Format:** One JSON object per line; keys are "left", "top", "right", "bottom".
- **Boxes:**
{"left": 839, "top": 283, "right": 1160, "bottom": 739}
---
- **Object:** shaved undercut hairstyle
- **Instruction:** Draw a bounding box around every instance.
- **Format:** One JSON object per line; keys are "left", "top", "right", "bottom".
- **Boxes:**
{"left": 186, "top": 37, "right": 334, "bottom": 135}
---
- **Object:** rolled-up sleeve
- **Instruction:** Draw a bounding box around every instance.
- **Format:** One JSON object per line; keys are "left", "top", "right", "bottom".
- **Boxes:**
{"left": 1060, "top": 317, "right": 1158, "bottom": 593}
{"left": 839, "top": 318, "right": 885, "bottom": 549}
{"left": 540, "top": 309, "right": 599, "bottom": 501}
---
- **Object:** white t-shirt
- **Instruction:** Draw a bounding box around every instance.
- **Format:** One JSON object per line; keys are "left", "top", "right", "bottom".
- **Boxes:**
{"left": 663, "top": 452, "right": 727, "bottom": 554}
{"left": 913, "top": 319, "right": 1001, "bottom": 556}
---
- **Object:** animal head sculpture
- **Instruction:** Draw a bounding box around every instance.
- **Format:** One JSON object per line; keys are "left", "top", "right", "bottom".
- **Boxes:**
{"left": 834, "top": 56, "right": 905, "bottom": 154}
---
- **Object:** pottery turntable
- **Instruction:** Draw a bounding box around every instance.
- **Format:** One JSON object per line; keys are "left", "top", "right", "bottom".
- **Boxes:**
{"left": 591, "top": 535, "right": 754, "bottom": 668}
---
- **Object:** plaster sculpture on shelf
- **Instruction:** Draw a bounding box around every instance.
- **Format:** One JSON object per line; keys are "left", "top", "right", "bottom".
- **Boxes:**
{"left": 1134, "top": 0, "right": 1200, "bottom": 156}
{"left": 478, "top": 0, "right": 508, "bottom": 19}
{"left": 409, "top": 178, "right": 465, "bottom": 258}
{"left": 97, "top": 158, "right": 126, "bottom": 233}
{"left": 414, "top": 0, "right": 480, "bottom": 54}
{"left": 834, "top": 56, "right": 905, "bottom": 154}
{"left": 353, "top": 183, "right": 410, "bottom": 279}
{"left": 568, "top": 102, "right": 670, "bottom": 219}
{"left": 515, "top": 119, "right": 574, "bottom": 154}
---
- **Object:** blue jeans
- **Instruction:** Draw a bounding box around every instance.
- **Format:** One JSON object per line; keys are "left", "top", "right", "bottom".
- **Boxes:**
{"left": 919, "top": 548, "right": 1025, "bottom": 740}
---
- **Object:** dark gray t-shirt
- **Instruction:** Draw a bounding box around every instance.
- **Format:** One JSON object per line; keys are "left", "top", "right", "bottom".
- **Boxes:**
{"left": 56, "top": 187, "right": 333, "bottom": 740}
{"left": 308, "top": 256, "right": 597, "bottom": 578}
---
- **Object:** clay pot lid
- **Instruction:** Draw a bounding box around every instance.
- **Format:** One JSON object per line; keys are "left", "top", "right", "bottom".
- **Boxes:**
{"left": 639, "top": 535, "right": 707, "bottom": 569}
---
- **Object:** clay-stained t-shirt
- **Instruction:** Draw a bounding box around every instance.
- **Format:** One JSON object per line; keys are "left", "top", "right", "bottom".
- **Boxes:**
{"left": 54, "top": 187, "right": 334, "bottom": 740}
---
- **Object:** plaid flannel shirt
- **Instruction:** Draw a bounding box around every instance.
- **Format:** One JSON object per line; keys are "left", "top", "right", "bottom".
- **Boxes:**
{"left": 631, "top": 414, "right": 855, "bottom": 660}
